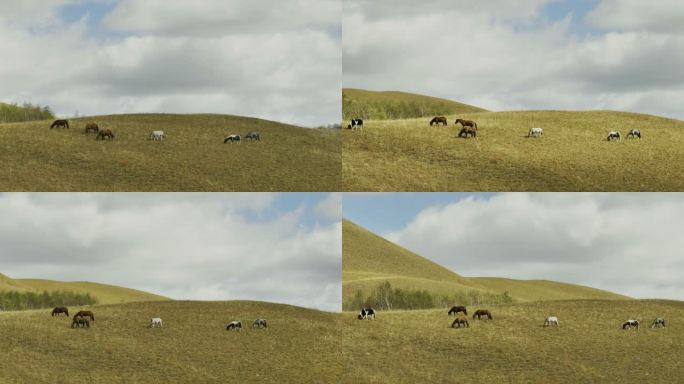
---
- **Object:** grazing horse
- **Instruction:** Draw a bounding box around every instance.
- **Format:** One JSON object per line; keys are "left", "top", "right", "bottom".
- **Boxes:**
{"left": 455, "top": 119, "right": 477, "bottom": 130}
{"left": 226, "top": 320, "right": 242, "bottom": 331}
{"left": 96, "top": 129, "right": 115, "bottom": 140}
{"left": 473, "top": 309, "right": 492, "bottom": 320}
{"left": 651, "top": 318, "right": 666, "bottom": 328}
{"left": 430, "top": 116, "right": 448, "bottom": 126}
{"left": 528, "top": 127, "right": 543, "bottom": 138}
{"left": 451, "top": 318, "right": 469, "bottom": 328}
{"left": 74, "top": 311, "right": 95, "bottom": 321}
{"left": 149, "top": 130, "right": 165, "bottom": 141}
{"left": 357, "top": 308, "right": 375, "bottom": 320}
{"left": 50, "top": 119, "right": 69, "bottom": 129}
{"left": 224, "top": 134, "right": 241, "bottom": 144}
{"left": 149, "top": 318, "right": 163, "bottom": 328}
{"left": 348, "top": 119, "right": 363, "bottom": 130}
{"left": 607, "top": 131, "right": 621, "bottom": 141}
{"left": 543, "top": 316, "right": 559, "bottom": 327}
{"left": 448, "top": 306, "right": 467, "bottom": 316}
{"left": 72, "top": 317, "right": 90, "bottom": 328}
{"left": 245, "top": 132, "right": 261, "bottom": 142}
{"left": 622, "top": 319, "right": 639, "bottom": 330}
{"left": 84, "top": 123, "right": 99, "bottom": 134}
{"left": 627, "top": 129, "right": 641, "bottom": 139}
{"left": 458, "top": 126, "right": 477, "bottom": 138}
{"left": 252, "top": 319, "right": 268, "bottom": 329}
{"left": 51, "top": 307, "right": 69, "bottom": 317}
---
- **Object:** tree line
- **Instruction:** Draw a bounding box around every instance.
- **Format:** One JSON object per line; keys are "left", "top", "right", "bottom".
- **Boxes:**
{"left": 342, "top": 95, "right": 457, "bottom": 121}
{"left": 0, "top": 290, "right": 97, "bottom": 311}
{"left": 343, "top": 281, "right": 514, "bottom": 311}
{"left": 0, "top": 102, "right": 55, "bottom": 123}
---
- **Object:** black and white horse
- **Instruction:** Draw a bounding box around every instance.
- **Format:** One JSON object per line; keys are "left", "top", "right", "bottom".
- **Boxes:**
{"left": 627, "top": 129, "right": 641, "bottom": 139}
{"left": 543, "top": 316, "right": 559, "bottom": 327}
{"left": 224, "top": 134, "right": 241, "bottom": 144}
{"left": 252, "top": 319, "right": 268, "bottom": 329}
{"left": 651, "top": 318, "right": 666, "bottom": 328}
{"left": 348, "top": 119, "right": 363, "bottom": 130}
{"left": 607, "top": 131, "right": 622, "bottom": 141}
{"left": 226, "top": 320, "right": 242, "bottom": 331}
{"left": 622, "top": 319, "right": 639, "bottom": 330}
{"left": 245, "top": 132, "right": 261, "bottom": 142}
{"left": 357, "top": 308, "right": 375, "bottom": 320}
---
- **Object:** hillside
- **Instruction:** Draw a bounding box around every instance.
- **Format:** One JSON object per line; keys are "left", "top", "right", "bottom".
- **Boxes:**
{"left": 342, "top": 220, "right": 628, "bottom": 306}
{"left": 342, "top": 92, "right": 684, "bottom": 191}
{"left": 0, "top": 300, "right": 341, "bottom": 383}
{"left": 0, "top": 114, "right": 340, "bottom": 191}
{"left": 342, "top": 88, "right": 487, "bottom": 120}
{"left": 0, "top": 273, "right": 167, "bottom": 304}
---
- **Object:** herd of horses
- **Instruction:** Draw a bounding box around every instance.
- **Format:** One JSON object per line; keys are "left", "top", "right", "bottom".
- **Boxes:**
{"left": 347, "top": 117, "right": 645, "bottom": 141}
{"left": 49, "top": 119, "right": 261, "bottom": 144}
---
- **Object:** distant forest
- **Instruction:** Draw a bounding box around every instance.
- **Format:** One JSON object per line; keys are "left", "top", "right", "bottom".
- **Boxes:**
{"left": 0, "top": 290, "right": 97, "bottom": 311}
{"left": 0, "top": 102, "right": 55, "bottom": 123}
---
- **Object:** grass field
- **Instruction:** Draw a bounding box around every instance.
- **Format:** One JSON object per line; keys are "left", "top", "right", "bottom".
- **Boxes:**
{"left": 342, "top": 97, "right": 684, "bottom": 191}
{"left": 0, "top": 114, "right": 340, "bottom": 191}
{"left": 342, "top": 300, "right": 684, "bottom": 383}
{"left": 0, "top": 300, "right": 342, "bottom": 384}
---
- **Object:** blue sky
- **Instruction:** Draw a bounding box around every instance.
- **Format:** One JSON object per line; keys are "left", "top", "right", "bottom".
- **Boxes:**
{"left": 542, "top": 0, "right": 600, "bottom": 35}
{"left": 61, "top": 1, "right": 116, "bottom": 27}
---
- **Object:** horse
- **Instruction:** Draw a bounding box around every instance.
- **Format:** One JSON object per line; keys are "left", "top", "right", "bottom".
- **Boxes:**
{"left": 74, "top": 311, "right": 95, "bottom": 321}
{"left": 348, "top": 119, "right": 363, "bottom": 130}
{"left": 245, "top": 132, "right": 261, "bottom": 142}
{"left": 651, "top": 318, "right": 666, "bottom": 328}
{"left": 149, "top": 130, "right": 165, "bottom": 141}
{"left": 622, "top": 319, "right": 639, "bottom": 330}
{"left": 252, "top": 319, "right": 268, "bottom": 329}
{"left": 607, "top": 131, "right": 621, "bottom": 141}
{"left": 96, "top": 129, "right": 115, "bottom": 140}
{"left": 459, "top": 126, "right": 477, "bottom": 138}
{"left": 51, "top": 307, "right": 69, "bottom": 317}
{"left": 627, "top": 129, "right": 641, "bottom": 139}
{"left": 455, "top": 119, "right": 477, "bottom": 130}
{"left": 149, "top": 318, "right": 163, "bottom": 328}
{"left": 430, "top": 116, "right": 448, "bottom": 126}
{"left": 71, "top": 318, "right": 90, "bottom": 328}
{"left": 448, "top": 306, "right": 467, "bottom": 316}
{"left": 473, "top": 309, "right": 492, "bottom": 320}
{"left": 357, "top": 308, "right": 375, "bottom": 320}
{"left": 226, "top": 320, "right": 242, "bottom": 331}
{"left": 50, "top": 119, "right": 69, "bottom": 129}
{"left": 543, "top": 316, "right": 559, "bottom": 327}
{"left": 224, "top": 134, "right": 241, "bottom": 144}
{"left": 451, "top": 318, "right": 469, "bottom": 328}
{"left": 528, "top": 127, "right": 543, "bottom": 138}
{"left": 84, "top": 123, "right": 99, "bottom": 134}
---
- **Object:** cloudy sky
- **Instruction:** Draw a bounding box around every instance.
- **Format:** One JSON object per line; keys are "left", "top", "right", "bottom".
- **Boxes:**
{"left": 344, "top": 193, "right": 684, "bottom": 300}
{"left": 344, "top": 0, "right": 684, "bottom": 120}
{"left": 0, "top": 1, "right": 341, "bottom": 127}
{"left": 0, "top": 193, "right": 341, "bottom": 311}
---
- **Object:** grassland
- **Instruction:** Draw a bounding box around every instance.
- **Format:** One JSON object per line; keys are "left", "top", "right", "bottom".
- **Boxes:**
{"left": 0, "top": 114, "right": 340, "bottom": 191}
{"left": 342, "top": 300, "right": 684, "bottom": 383}
{"left": 0, "top": 300, "right": 342, "bottom": 384}
{"left": 343, "top": 96, "right": 684, "bottom": 191}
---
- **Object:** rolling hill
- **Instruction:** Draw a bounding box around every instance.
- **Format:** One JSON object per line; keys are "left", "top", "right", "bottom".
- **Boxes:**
{"left": 0, "top": 300, "right": 342, "bottom": 383}
{"left": 0, "top": 114, "right": 340, "bottom": 191}
{"left": 342, "top": 219, "right": 628, "bottom": 306}
{"left": 342, "top": 90, "right": 684, "bottom": 191}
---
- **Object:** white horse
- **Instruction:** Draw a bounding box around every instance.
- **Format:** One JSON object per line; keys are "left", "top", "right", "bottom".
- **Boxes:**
{"left": 528, "top": 127, "right": 543, "bottom": 138}
{"left": 149, "top": 131, "right": 165, "bottom": 141}
{"left": 651, "top": 318, "right": 666, "bottom": 328}
{"left": 149, "top": 317, "right": 163, "bottom": 328}
{"left": 543, "top": 316, "right": 559, "bottom": 327}
{"left": 623, "top": 319, "right": 639, "bottom": 330}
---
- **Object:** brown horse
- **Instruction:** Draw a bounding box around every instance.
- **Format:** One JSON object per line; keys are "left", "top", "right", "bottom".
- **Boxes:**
{"left": 455, "top": 119, "right": 477, "bottom": 130}
{"left": 85, "top": 123, "right": 99, "bottom": 134}
{"left": 72, "top": 318, "right": 90, "bottom": 328}
{"left": 448, "top": 306, "right": 467, "bottom": 316}
{"left": 451, "top": 318, "right": 469, "bottom": 328}
{"left": 473, "top": 309, "right": 492, "bottom": 320}
{"left": 96, "top": 129, "right": 114, "bottom": 140}
{"left": 430, "top": 116, "right": 448, "bottom": 126}
{"left": 50, "top": 119, "right": 69, "bottom": 129}
{"left": 51, "top": 307, "right": 69, "bottom": 317}
{"left": 74, "top": 311, "right": 95, "bottom": 321}
{"left": 458, "top": 126, "right": 477, "bottom": 138}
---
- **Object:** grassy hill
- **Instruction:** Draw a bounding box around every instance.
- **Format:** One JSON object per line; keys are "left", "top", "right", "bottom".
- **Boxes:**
{"left": 342, "top": 91, "right": 684, "bottom": 191}
{"left": 0, "top": 114, "right": 340, "bottom": 191}
{"left": 342, "top": 88, "right": 487, "bottom": 120}
{"left": 342, "top": 300, "right": 684, "bottom": 383}
{"left": 342, "top": 220, "right": 627, "bottom": 306}
{"left": 0, "top": 300, "right": 341, "bottom": 383}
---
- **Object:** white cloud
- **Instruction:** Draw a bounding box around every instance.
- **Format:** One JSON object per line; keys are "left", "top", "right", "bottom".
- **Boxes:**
{"left": 587, "top": 0, "right": 684, "bottom": 33}
{"left": 386, "top": 193, "right": 684, "bottom": 300}
{"left": 316, "top": 192, "right": 342, "bottom": 219}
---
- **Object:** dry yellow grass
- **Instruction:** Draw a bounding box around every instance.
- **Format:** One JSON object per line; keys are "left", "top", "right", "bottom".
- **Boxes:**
{"left": 342, "top": 110, "right": 684, "bottom": 191}
{"left": 0, "top": 114, "right": 340, "bottom": 191}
